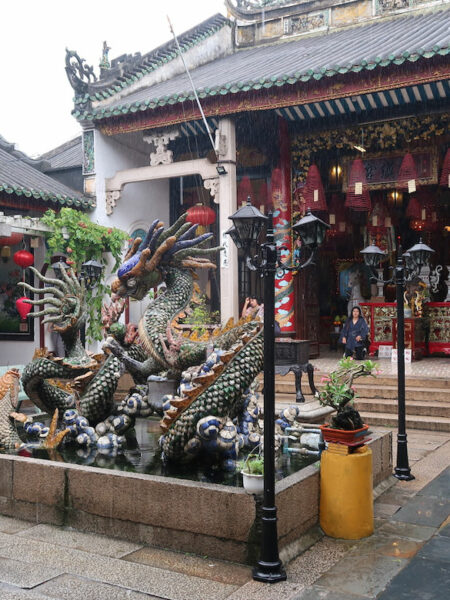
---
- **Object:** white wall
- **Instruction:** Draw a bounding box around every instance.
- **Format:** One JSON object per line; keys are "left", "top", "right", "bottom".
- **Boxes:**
{"left": 93, "top": 130, "right": 170, "bottom": 343}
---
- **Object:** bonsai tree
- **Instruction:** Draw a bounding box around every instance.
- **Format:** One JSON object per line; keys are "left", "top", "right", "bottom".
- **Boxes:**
{"left": 318, "top": 357, "right": 377, "bottom": 430}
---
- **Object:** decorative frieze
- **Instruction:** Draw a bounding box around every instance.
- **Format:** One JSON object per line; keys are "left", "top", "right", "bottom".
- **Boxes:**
{"left": 143, "top": 129, "right": 180, "bottom": 166}
{"left": 82, "top": 130, "right": 95, "bottom": 175}
{"left": 284, "top": 10, "right": 329, "bottom": 36}
{"left": 105, "top": 190, "right": 120, "bottom": 216}
{"left": 203, "top": 178, "right": 220, "bottom": 204}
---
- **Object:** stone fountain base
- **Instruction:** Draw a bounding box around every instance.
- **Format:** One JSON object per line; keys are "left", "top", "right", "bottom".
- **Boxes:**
{"left": 0, "top": 430, "right": 391, "bottom": 564}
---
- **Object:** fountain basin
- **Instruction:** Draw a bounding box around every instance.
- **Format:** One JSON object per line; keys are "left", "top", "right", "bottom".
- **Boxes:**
{"left": 0, "top": 430, "right": 391, "bottom": 564}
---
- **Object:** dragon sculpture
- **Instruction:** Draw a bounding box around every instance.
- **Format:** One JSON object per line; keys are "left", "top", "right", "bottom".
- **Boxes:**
{"left": 1, "top": 214, "right": 265, "bottom": 463}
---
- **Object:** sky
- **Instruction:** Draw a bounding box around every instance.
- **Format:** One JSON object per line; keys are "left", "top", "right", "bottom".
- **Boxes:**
{"left": 0, "top": 0, "right": 226, "bottom": 157}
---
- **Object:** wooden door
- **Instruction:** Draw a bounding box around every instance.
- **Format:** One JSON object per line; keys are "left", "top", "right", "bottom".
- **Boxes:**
{"left": 295, "top": 267, "right": 320, "bottom": 358}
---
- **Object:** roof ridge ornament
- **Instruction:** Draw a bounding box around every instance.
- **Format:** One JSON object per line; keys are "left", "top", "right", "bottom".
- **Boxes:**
{"left": 65, "top": 49, "right": 97, "bottom": 94}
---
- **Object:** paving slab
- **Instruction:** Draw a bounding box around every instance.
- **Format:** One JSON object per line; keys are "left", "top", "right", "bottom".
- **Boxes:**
{"left": 292, "top": 586, "right": 372, "bottom": 600}
{"left": 0, "top": 584, "right": 54, "bottom": 600}
{"left": 17, "top": 524, "right": 142, "bottom": 558}
{"left": 0, "top": 557, "right": 62, "bottom": 589}
{"left": 123, "top": 546, "right": 251, "bottom": 585}
{"left": 226, "top": 580, "right": 304, "bottom": 600}
{"left": 373, "top": 502, "right": 401, "bottom": 518}
{"left": 0, "top": 516, "right": 35, "bottom": 535}
{"left": 377, "top": 521, "right": 436, "bottom": 541}
{"left": 377, "top": 556, "right": 450, "bottom": 600}
{"left": 391, "top": 496, "right": 450, "bottom": 528}
{"left": 439, "top": 523, "right": 450, "bottom": 537}
{"left": 342, "top": 532, "right": 424, "bottom": 559}
{"left": 313, "top": 552, "right": 408, "bottom": 597}
{"left": 416, "top": 466, "right": 450, "bottom": 499}
{"left": 35, "top": 574, "right": 162, "bottom": 600}
{"left": 287, "top": 538, "right": 353, "bottom": 586}
{"left": 0, "top": 537, "right": 237, "bottom": 600}
{"left": 416, "top": 534, "right": 450, "bottom": 563}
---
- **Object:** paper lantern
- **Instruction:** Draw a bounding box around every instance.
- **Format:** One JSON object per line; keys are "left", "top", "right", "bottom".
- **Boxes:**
{"left": 15, "top": 297, "right": 32, "bottom": 320}
{"left": 237, "top": 176, "right": 253, "bottom": 205}
{"left": 397, "top": 153, "right": 418, "bottom": 192}
{"left": 186, "top": 204, "right": 216, "bottom": 226}
{"left": 345, "top": 158, "right": 370, "bottom": 211}
{"left": 406, "top": 195, "right": 421, "bottom": 220}
{"left": 13, "top": 249, "right": 34, "bottom": 268}
{"left": 0, "top": 232, "right": 23, "bottom": 246}
{"left": 439, "top": 148, "right": 450, "bottom": 188}
{"left": 303, "top": 164, "right": 327, "bottom": 211}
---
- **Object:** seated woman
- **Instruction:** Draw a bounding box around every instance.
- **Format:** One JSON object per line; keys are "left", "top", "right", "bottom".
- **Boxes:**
{"left": 340, "top": 306, "right": 369, "bottom": 360}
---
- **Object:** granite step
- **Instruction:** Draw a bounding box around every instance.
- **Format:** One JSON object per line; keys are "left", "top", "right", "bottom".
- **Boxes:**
{"left": 358, "top": 411, "right": 450, "bottom": 432}
{"left": 273, "top": 384, "right": 450, "bottom": 403}
{"left": 355, "top": 398, "right": 450, "bottom": 418}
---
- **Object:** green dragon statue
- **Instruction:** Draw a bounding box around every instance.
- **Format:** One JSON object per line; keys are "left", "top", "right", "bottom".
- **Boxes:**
{"left": 19, "top": 266, "right": 123, "bottom": 425}
{"left": 6, "top": 214, "right": 264, "bottom": 462}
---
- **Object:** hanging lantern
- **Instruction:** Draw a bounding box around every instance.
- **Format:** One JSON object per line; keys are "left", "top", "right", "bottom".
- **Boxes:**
{"left": 396, "top": 153, "right": 418, "bottom": 192}
{"left": 186, "top": 204, "right": 216, "bottom": 227}
{"left": 237, "top": 176, "right": 253, "bottom": 206}
{"left": 345, "top": 158, "right": 370, "bottom": 211}
{"left": 439, "top": 148, "right": 450, "bottom": 188}
{"left": 406, "top": 195, "right": 421, "bottom": 220}
{"left": 13, "top": 249, "right": 34, "bottom": 268}
{"left": 15, "top": 297, "right": 32, "bottom": 321}
{"left": 1, "top": 246, "right": 11, "bottom": 262}
{"left": 0, "top": 232, "right": 23, "bottom": 247}
{"left": 303, "top": 164, "right": 327, "bottom": 211}
{"left": 327, "top": 194, "right": 347, "bottom": 237}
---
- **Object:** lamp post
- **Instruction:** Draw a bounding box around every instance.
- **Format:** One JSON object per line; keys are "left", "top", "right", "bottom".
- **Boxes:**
{"left": 228, "top": 198, "right": 329, "bottom": 582}
{"left": 361, "top": 238, "right": 434, "bottom": 480}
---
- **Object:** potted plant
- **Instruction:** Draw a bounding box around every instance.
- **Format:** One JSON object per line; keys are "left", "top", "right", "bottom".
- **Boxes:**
{"left": 238, "top": 448, "right": 264, "bottom": 495}
{"left": 318, "top": 357, "right": 377, "bottom": 444}
{"left": 333, "top": 315, "right": 342, "bottom": 333}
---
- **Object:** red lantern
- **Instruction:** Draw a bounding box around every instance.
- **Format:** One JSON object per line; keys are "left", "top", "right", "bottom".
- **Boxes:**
{"left": 303, "top": 164, "right": 327, "bottom": 211}
{"left": 406, "top": 195, "right": 421, "bottom": 220}
{"left": 15, "top": 297, "right": 32, "bottom": 320}
{"left": 186, "top": 204, "right": 216, "bottom": 227}
{"left": 396, "top": 153, "right": 418, "bottom": 191}
{"left": 0, "top": 232, "right": 23, "bottom": 247}
{"left": 13, "top": 249, "right": 34, "bottom": 268}
{"left": 237, "top": 176, "right": 253, "bottom": 205}
{"left": 440, "top": 148, "right": 450, "bottom": 188}
{"left": 345, "top": 158, "right": 370, "bottom": 211}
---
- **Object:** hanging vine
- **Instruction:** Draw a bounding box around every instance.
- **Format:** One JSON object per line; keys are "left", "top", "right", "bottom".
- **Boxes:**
{"left": 41, "top": 208, "right": 129, "bottom": 342}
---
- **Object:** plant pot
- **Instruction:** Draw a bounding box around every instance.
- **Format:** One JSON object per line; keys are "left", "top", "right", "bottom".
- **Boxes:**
{"left": 320, "top": 424, "right": 369, "bottom": 444}
{"left": 241, "top": 471, "right": 264, "bottom": 495}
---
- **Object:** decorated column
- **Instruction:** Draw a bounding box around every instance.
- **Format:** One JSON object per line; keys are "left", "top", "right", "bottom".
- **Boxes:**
{"left": 272, "top": 119, "right": 295, "bottom": 334}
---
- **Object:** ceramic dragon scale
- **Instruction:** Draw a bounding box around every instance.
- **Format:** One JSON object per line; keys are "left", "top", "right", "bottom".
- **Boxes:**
{"left": 10, "top": 214, "right": 264, "bottom": 461}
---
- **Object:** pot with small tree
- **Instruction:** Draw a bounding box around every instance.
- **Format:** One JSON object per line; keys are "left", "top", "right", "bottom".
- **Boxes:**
{"left": 318, "top": 357, "right": 377, "bottom": 444}
{"left": 238, "top": 446, "right": 264, "bottom": 494}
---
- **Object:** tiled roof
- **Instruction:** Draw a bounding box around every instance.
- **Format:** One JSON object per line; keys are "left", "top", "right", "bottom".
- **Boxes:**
{"left": 0, "top": 138, "right": 93, "bottom": 209}
{"left": 77, "top": 7, "right": 449, "bottom": 122}
{"left": 40, "top": 136, "right": 82, "bottom": 171}
{"left": 71, "top": 14, "right": 230, "bottom": 104}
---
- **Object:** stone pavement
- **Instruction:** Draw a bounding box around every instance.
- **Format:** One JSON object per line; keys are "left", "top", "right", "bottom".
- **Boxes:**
{"left": 0, "top": 429, "right": 448, "bottom": 600}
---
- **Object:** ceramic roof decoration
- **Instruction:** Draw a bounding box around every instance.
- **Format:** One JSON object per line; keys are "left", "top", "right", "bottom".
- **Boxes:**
{"left": 68, "top": 7, "right": 449, "bottom": 124}
{"left": 0, "top": 136, "right": 93, "bottom": 210}
{"left": 66, "top": 14, "right": 231, "bottom": 107}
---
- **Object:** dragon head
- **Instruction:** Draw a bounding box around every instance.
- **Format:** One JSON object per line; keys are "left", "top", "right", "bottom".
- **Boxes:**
{"left": 111, "top": 214, "right": 221, "bottom": 300}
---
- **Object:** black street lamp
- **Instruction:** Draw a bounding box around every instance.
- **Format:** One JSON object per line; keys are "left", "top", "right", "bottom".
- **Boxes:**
{"left": 80, "top": 259, "right": 104, "bottom": 289}
{"left": 228, "top": 198, "right": 329, "bottom": 583}
{"left": 361, "top": 238, "right": 434, "bottom": 481}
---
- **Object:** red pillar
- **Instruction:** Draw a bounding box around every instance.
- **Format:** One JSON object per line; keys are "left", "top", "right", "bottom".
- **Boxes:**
{"left": 272, "top": 118, "right": 295, "bottom": 334}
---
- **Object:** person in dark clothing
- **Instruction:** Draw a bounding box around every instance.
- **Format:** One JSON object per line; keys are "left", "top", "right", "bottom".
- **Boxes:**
{"left": 340, "top": 306, "right": 369, "bottom": 360}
